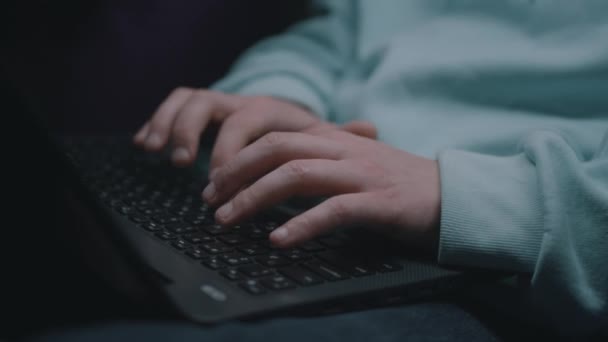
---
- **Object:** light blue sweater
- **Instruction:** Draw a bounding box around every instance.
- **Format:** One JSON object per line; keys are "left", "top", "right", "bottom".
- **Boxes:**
{"left": 213, "top": 0, "right": 608, "bottom": 336}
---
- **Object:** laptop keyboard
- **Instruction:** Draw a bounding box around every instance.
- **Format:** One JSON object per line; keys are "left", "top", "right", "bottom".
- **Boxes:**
{"left": 63, "top": 137, "right": 403, "bottom": 296}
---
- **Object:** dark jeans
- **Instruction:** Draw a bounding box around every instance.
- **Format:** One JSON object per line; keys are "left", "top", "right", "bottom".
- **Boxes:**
{"left": 30, "top": 302, "right": 503, "bottom": 342}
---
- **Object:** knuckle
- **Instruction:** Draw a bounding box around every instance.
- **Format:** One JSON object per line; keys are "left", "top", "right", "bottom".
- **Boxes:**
{"left": 289, "top": 215, "right": 315, "bottom": 240}
{"left": 305, "top": 122, "right": 333, "bottom": 135}
{"left": 213, "top": 159, "right": 237, "bottom": 187}
{"left": 148, "top": 117, "right": 169, "bottom": 133}
{"left": 282, "top": 160, "right": 309, "bottom": 181}
{"left": 219, "top": 159, "right": 236, "bottom": 178}
{"left": 327, "top": 198, "right": 351, "bottom": 222}
{"left": 372, "top": 190, "right": 400, "bottom": 225}
{"left": 233, "top": 188, "right": 257, "bottom": 211}
{"left": 247, "top": 96, "right": 274, "bottom": 110}
{"left": 356, "top": 159, "right": 384, "bottom": 178}
{"left": 222, "top": 112, "right": 244, "bottom": 129}
{"left": 192, "top": 88, "right": 210, "bottom": 97}
{"left": 210, "top": 149, "right": 227, "bottom": 170}
{"left": 260, "top": 131, "right": 287, "bottom": 148}
{"left": 172, "top": 86, "right": 194, "bottom": 97}
{"left": 193, "top": 90, "right": 217, "bottom": 105}
{"left": 171, "top": 124, "right": 194, "bottom": 144}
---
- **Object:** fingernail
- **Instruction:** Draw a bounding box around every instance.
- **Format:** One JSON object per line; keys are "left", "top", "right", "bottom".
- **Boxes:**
{"left": 271, "top": 227, "right": 288, "bottom": 241}
{"left": 202, "top": 182, "right": 216, "bottom": 200}
{"left": 172, "top": 147, "right": 190, "bottom": 163}
{"left": 216, "top": 202, "right": 233, "bottom": 220}
{"left": 145, "top": 133, "right": 162, "bottom": 148}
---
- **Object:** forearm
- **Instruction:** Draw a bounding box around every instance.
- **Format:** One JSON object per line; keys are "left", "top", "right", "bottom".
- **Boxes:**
{"left": 212, "top": 0, "right": 355, "bottom": 120}
{"left": 437, "top": 129, "right": 608, "bottom": 337}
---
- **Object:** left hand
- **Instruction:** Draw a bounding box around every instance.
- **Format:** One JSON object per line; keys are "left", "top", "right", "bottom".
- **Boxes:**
{"left": 203, "top": 126, "right": 441, "bottom": 254}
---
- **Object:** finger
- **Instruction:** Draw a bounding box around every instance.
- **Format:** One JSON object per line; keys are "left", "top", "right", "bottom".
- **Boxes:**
{"left": 143, "top": 87, "right": 194, "bottom": 151}
{"left": 170, "top": 91, "right": 238, "bottom": 166}
{"left": 301, "top": 121, "right": 377, "bottom": 139}
{"left": 269, "top": 193, "right": 382, "bottom": 248}
{"left": 209, "top": 99, "right": 317, "bottom": 172}
{"left": 133, "top": 122, "right": 150, "bottom": 145}
{"left": 305, "top": 123, "right": 379, "bottom": 150}
{"left": 204, "top": 132, "right": 344, "bottom": 206}
{"left": 340, "top": 120, "right": 378, "bottom": 140}
{"left": 214, "top": 159, "right": 363, "bottom": 225}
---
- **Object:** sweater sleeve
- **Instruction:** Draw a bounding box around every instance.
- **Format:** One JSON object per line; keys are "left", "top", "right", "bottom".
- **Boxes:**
{"left": 437, "top": 129, "right": 608, "bottom": 336}
{"left": 211, "top": 0, "right": 356, "bottom": 120}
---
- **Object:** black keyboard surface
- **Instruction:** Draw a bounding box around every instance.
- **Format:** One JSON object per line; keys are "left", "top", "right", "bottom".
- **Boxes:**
{"left": 63, "top": 137, "right": 404, "bottom": 296}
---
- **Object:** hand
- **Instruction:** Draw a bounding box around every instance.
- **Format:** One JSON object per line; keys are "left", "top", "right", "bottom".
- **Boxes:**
{"left": 203, "top": 128, "right": 441, "bottom": 254}
{"left": 133, "top": 88, "right": 377, "bottom": 173}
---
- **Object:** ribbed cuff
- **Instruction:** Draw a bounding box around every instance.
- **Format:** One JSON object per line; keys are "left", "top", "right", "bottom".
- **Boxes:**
{"left": 212, "top": 73, "right": 330, "bottom": 120}
{"left": 437, "top": 149, "right": 545, "bottom": 273}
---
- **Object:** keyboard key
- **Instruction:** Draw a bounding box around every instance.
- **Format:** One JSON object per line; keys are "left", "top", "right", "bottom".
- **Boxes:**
{"left": 318, "top": 236, "right": 346, "bottom": 249}
{"left": 260, "top": 222, "right": 278, "bottom": 232}
{"left": 184, "top": 205, "right": 210, "bottom": 216}
{"left": 204, "top": 224, "right": 230, "bottom": 236}
{"left": 229, "top": 224, "right": 245, "bottom": 232}
{"left": 239, "top": 279, "right": 266, "bottom": 295}
{"left": 280, "top": 266, "right": 323, "bottom": 286}
{"left": 121, "top": 191, "right": 138, "bottom": 201}
{"left": 259, "top": 240, "right": 282, "bottom": 251}
{"left": 220, "top": 269, "right": 243, "bottom": 281}
{"left": 155, "top": 230, "right": 177, "bottom": 240}
{"left": 165, "top": 223, "right": 196, "bottom": 235}
{"left": 220, "top": 253, "right": 253, "bottom": 266}
{"left": 346, "top": 264, "right": 375, "bottom": 277}
{"left": 218, "top": 234, "right": 249, "bottom": 245}
{"left": 202, "top": 256, "right": 226, "bottom": 270}
{"left": 185, "top": 218, "right": 207, "bottom": 226}
{"left": 182, "top": 198, "right": 201, "bottom": 207}
{"left": 117, "top": 205, "right": 132, "bottom": 215}
{"left": 237, "top": 264, "right": 274, "bottom": 278}
{"left": 171, "top": 239, "right": 190, "bottom": 250}
{"left": 185, "top": 247, "right": 206, "bottom": 260}
{"left": 169, "top": 205, "right": 195, "bottom": 216}
{"left": 281, "top": 249, "right": 310, "bottom": 261}
{"left": 298, "top": 241, "right": 325, "bottom": 252}
{"left": 243, "top": 227, "right": 267, "bottom": 240}
{"left": 256, "top": 255, "right": 292, "bottom": 267}
{"left": 132, "top": 185, "right": 148, "bottom": 194}
{"left": 317, "top": 251, "right": 376, "bottom": 277}
{"left": 302, "top": 260, "right": 349, "bottom": 281}
{"left": 129, "top": 213, "right": 148, "bottom": 223}
{"left": 260, "top": 275, "right": 296, "bottom": 291}
{"left": 138, "top": 206, "right": 164, "bottom": 216}
{"left": 106, "top": 199, "right": 123, "bottom": 208}
{"left": 158, "top": 201, "right": 176, "bottom": 210}
{"left": 142, "top": 221, "right": 162, "bottom": 232}
{"left": 152, "top": 215, "right": 181, "bottom": 225}
{"left": 237, "top": 244, "right": 269, "bottom": 256}
{"left": 183, "top": 234, "right": 214, "bottom": 244}
{"left": 125, "top": 198, "right": 149, "bottom": 207}
{"left": 201, "top": 242, "right": 233, "bottom": 254}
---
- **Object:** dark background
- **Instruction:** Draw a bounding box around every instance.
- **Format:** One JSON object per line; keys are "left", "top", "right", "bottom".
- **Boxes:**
{"left": 2, "top": 0, "right": 307, "bottom": 134}
{"left": 1, "top": 1, "right": 305, "bottom": 339}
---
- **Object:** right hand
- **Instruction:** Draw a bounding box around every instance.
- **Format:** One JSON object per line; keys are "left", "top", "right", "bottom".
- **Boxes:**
{"left": 133, "top": 87, "right": 377, "bottom": 175}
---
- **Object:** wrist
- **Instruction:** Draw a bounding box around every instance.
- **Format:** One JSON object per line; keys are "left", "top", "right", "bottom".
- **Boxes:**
{"left": 423, "top": 160, "right": 441, "bottom": 256}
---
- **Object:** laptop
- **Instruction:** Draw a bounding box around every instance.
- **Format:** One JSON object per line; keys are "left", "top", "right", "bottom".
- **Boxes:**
{"left": 14, "top": 81, "right": 498, "bottom": 324}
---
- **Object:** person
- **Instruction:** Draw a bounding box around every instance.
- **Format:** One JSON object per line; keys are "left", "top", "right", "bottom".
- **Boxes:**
{"left": 36, "top": 0, "right": 608, "bottom": 340}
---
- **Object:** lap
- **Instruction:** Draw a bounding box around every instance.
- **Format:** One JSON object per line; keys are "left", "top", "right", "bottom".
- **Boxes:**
{"left": 29, "top": 302, "right": 501, "bottom": 342}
